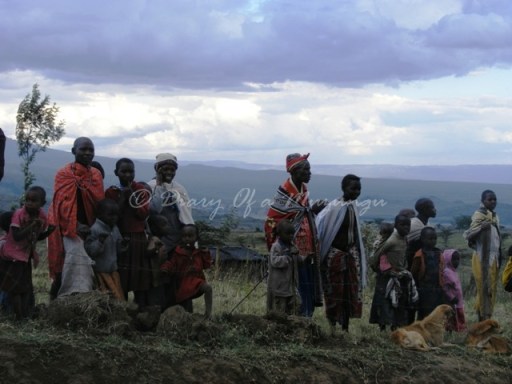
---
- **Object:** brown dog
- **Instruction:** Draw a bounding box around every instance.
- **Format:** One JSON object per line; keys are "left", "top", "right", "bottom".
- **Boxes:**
{"left": 466, "top": 319, "right": 511, "bottom": 354}
{"left": 390, "top": 304, "right": 454, "bottom": 350}
{"left": 390, "top": 329, "right": 431, "bottom": 351}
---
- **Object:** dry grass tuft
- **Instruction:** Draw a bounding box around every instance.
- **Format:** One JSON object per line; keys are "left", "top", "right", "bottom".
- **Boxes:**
{"left": 45, "top": 291, "right": 136, "bottom": 335}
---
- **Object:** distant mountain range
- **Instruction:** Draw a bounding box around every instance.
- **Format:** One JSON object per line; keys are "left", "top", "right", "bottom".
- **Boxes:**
{"left": 2, "top": 138, "right": 512, "bottom": 226}
{"left": 179, "top": 160, "right": 512, "bottom": 185}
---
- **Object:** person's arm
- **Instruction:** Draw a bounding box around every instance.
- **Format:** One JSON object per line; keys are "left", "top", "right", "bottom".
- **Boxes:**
{"left": 464, "top": 212, "right": 490, "bottom": 242}
{"left": 12, "top": 219, "right": 42, "bottom": 242}
{"left": 114, "top": 228, "right": 129, "bottom": 254}
{"left": 149, "top": 184, "right": 166, "bottom": 214}
{"left": 175, "top": 185, "right": 194, "bottom": 225}
{"left": 131, "top": 182, "right": 150, "bottom": 220}
{"left": 0, "top": 128, "right": 5, "bottom": 182}
{"left": 442, "top": 279, "right": 457, "bottom": 304}
{"left": 84, "top": 229, "right": 107, "bottom": 259}
{"left": 200, "top": 248, "right": 212, "bottom": 269}
{"left": 270, "top": 244, "right": 290, "bottom": 268}
{"left": 160, "top": 251, "right": 178, "bottom": 273}
{"left": 147, "top": 235, "right": 164, "bottom": 257}
{"left": 76, "top": 222, "right": 91, "bottom": 240}
{"left": 38, "top": 224, "right": 56, "bottom": 240}
{"left": 410, "top": 254, "right": 422, "bottom": 281}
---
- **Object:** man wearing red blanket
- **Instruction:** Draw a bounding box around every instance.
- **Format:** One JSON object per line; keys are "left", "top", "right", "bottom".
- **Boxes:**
{"left": 47, "top": 137, "right": 104, "bottom": 298}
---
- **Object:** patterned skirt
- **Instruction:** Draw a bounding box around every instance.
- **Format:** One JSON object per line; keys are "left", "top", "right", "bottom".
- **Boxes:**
{"left": 321, "top": 245, "right": 363, "bottom": 324}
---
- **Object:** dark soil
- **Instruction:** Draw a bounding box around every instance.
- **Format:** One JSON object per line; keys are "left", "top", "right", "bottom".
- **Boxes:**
{"left": 0, "top": 293, "right": 510, "bottom": 384}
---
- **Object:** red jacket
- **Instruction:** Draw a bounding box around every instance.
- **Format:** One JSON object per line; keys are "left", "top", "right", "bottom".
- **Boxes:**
{"left": 160, "top": 246, "right": 212, "bottom": 303}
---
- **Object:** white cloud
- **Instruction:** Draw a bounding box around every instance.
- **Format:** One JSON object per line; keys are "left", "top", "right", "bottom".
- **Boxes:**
{"left": 2, "top": 69, "right": 512, "bottom": 165}
{"left": 1, "top": 2, "right": 512, "bottom": 166}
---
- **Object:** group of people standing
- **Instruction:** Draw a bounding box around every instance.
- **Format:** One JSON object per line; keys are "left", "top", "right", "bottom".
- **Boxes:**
{"left": 265, "top": 153, "right": 507, "bottom": 334}
{"left": 0, "top": 140, "right": 507, "bottom": 331}
{"left": 265, "top": 153, "right": 367, "bottom": 333}
{"left": 0, "top": 137, "right": 212, "bottom": 320}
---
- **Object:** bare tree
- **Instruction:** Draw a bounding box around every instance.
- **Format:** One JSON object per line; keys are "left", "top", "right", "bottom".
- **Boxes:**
{"left": 16, "top": 84, "right": 65, "bottom": 194}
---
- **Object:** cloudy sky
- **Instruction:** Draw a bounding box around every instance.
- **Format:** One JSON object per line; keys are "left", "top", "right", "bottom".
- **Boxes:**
{"left": 1, "top": 0, "right": 511, "bottom": 166}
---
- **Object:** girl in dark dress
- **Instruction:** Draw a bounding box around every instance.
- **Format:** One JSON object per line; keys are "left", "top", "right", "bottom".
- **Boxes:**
{"left": 411, "top": 227, "right": 446, "bottom": 320}
{"left": 105, "top": 158, "right": 153, "bottom": 308}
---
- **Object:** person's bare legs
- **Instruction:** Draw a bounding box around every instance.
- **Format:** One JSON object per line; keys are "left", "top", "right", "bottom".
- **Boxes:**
{"left": 199, "top": 283, "right": 213, "bottom": 319}
{"left": 10, "top": 294, "right": 23, "bottom": 321}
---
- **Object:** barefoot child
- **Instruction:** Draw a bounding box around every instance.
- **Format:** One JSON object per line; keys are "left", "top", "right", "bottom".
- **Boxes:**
{"left": 369, "top": 214, "right": 415, "bottom": 330}
{"left": 0, "top": 186, "right": 55, "bottom": 319}
{"left": 160, "top": 224, "right": 213, "bottom": 319}
{"left": 85, "top": 198, "right": 127, "bottom": 301}
{"left": 442, "top": 249, "right": 466, "bottom": 332}
{"left": 267, "top": 220, "right": 310, "bottom": 316}
{"left": 411, "top": 226, "right": 445, "bottom": 320}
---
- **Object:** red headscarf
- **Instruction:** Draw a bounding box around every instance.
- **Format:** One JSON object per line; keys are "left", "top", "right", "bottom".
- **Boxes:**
{"left": 286, "top": 153, "right": 310, "bottom": 173}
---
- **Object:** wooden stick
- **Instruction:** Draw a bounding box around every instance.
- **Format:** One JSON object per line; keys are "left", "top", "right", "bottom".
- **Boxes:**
{"left": 481, "top": 226, "right": 492, "bottom": 320}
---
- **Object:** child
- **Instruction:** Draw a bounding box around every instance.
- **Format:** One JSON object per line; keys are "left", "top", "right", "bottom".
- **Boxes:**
{"left": 369, "top": 221, "right": 394, "bottom": 272}
{"left": 0, "top": 210, "right": 14, "bottom": 313}
{"left": 0, "top": 186, "right": 54, "bottom": 320}
{"left": 84, "top": 198, "right": 127, "bottom": 301}
{"left": 411, "top": 226, "right": 445, "bottom": 320}
{"left": 463, "top": 189, "right": 501, "bottom": 321}
{"left": 160, "top": 224, "right": 213, "bottom": 319}
{"left": 378, "top": 221, "right": 394, "bottom": 240}
{"left": 442, "top": 249, "right": 466, "bottom": 332}
{"left": 267, "top": 220, "right": 310, "bottom": 316}
{"left": 105, "top": 158, "right": 152, "bottom": 308}
{"left": 369, "top": 214, "right": 416, "bottom": 330}
{"left": 146, "top": 214, "right": 178, "bottom": 311}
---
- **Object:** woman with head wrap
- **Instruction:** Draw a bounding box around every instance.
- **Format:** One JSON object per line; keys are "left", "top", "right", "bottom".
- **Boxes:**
{"left": 147, "top": 153, "right": 194, "bottom": 252}
{"left": 147, "top": 153, "right": 194, "bottom": 310}
{"left": 264, "top": 153, "right": 322, "bottom": 317}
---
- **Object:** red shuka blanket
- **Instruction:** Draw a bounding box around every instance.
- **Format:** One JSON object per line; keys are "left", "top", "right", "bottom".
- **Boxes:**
{"left": 47, "top": 163, "right": 104, "bottom": 278}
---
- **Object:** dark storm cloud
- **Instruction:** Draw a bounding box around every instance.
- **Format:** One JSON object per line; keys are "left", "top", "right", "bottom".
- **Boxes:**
{"left": 0, "top": 0, "right": 511, "bottom": 88}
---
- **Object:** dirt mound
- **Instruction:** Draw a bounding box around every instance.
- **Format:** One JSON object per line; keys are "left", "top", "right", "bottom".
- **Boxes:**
{"left": 1, "top": 330, "right": 511, "bottom": 384}
{"left": 42, "top": 292, "right": 323, "bottom": 347}
{"left": 223, "top": 311, "right": 323, "bottom": 345}
{"left": 45, "top": 291, "right": 136, "bottom": 335}
{"left": 3, "top": 294, "right": 509, "bottom": 383}
{"left": 156, "top": 306, "right": 323, "bottom": 346}
{"left": 157, "top": 305, "right": 224, "bottom": 344}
